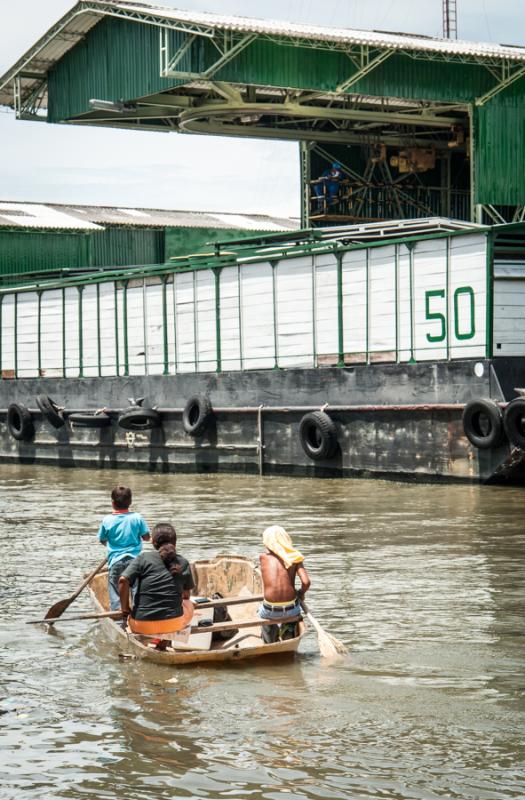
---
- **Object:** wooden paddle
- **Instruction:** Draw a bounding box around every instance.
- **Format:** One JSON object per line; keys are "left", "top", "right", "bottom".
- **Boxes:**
{"left": 300, "top": 600, "right": 348, "bottom": 659}
{"left": 43, "top": 556, "right": 108, "bottom": 622}
{"left": 27, "top": 610, "right": 300, "bottom": 635}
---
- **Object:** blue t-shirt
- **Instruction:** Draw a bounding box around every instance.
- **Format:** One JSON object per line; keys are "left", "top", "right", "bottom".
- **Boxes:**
{"left": 98, "top": 511, "right": 150, "bottom": 567}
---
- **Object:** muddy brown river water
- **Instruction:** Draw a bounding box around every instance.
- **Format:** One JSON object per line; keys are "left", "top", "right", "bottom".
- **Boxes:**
{"left": 1, "top": 464, "right": 524, "bottom": 799}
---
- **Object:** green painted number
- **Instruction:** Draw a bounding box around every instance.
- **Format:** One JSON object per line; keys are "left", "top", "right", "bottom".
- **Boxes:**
{"left": 425, "top": 286, "right": 475, "bottom": 344}
{"left": 425, "top": 289, "right": 446, "bottom": 343}
{"left": 454, "top": 286, "right": 475, "bottom": 340}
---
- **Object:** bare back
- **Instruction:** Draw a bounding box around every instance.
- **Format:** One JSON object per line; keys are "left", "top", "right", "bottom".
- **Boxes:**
{"left": 259, "top": 552, "right": 298, "bottom": 603}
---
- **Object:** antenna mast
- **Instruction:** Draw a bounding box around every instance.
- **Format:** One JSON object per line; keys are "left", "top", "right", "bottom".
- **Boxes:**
{"left": 442, "top": 0, "right": 458, "bottom": 38}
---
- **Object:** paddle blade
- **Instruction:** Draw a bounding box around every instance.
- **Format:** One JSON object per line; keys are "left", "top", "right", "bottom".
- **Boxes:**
{"left": 44, "top": 597, "right": 73, "bottom": 621}
{"left": 316, "top": 629, "right": 348, "bottom": 660}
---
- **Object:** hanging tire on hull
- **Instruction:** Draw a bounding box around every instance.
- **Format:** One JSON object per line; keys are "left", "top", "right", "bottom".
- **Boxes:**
{"left": 182, "top": 395, "right": 212, "bottom": 436}
{"left": 462, "top": 398, "right": 504, "bottom": 449}
{"left": 503, "top": 397, "right": 525, "bottom": 450}
{"left": 35, "top": 394, "right": 65, "bottom": 429}
{"left": 7, "top": 403, "right": 34, "bottom": 442}
{"left": 118, "top": 407, "right": 161, "bottom": 431}
{"left": 299, "top": 411, "right": 338, "bottom": 461}
{"left": 68, "top": 412, "right": 112, "bottom": 428}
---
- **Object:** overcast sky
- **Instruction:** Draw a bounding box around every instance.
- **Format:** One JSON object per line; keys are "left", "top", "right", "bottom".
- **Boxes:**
{"left": 0, "top": 0, "right": 523, "bottom": 216}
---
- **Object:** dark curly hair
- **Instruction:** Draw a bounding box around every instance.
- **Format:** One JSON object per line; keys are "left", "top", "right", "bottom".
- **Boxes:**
{"left": 152, "top": 523, "right": 182, "bottom": 576}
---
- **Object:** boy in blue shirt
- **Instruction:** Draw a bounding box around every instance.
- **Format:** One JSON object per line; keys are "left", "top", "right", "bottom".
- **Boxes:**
{"left": 98, "top": 485, "right": 150, "bottom": 611}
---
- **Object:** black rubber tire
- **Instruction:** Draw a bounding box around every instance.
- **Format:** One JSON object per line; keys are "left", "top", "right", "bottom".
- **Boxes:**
{"left": 68, "top": 412, "right": 112, "bottom": 429}
{"left": 118, "top": 407, "right": 161, "bottom": 431}
{"left": 299, "top": 411, "right": 338, "bottom": 461}
{"left": 7, "top": 403, "right": 34, "bottom": 442}
{"left": 182, "top": 395, "right": 212, "bottom": 437}
{"left": 35, "top": 394, "right": 65, "bottom": 429}
{"left": 462, "top": 398, "right": 505, "bottom": 449}
{"left": 503, "top": 397, "right": 525, "bottom": 450}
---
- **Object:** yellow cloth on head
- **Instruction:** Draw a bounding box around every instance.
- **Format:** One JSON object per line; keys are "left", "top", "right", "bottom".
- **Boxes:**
{"left": 263, "top": 525, "right": 303, "bottom": 569}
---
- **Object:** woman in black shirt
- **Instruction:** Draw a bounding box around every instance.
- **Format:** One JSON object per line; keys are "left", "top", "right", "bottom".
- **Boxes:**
{"left": 118, "top": 523, "right": 194, "bottom": 635}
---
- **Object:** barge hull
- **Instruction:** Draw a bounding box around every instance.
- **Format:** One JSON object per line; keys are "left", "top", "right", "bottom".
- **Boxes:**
{"left": 0, "top": 359, "right": 523, "bottom": 484}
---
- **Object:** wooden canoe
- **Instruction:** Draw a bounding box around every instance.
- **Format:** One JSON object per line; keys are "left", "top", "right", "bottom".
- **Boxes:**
{"left": 87, "top": 554, "right": 306, "bottom": 665}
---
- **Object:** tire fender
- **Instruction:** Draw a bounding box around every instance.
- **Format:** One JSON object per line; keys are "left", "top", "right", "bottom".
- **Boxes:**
{"left": 299, "top": 411, "right": 338, "bottom": 461}
{"left": 462, "top": 398, "right": 505, "bottom": 449}
{"left": 182, "top": 395, "right": 212, "bottom": 437}
{"left": 35, "top": 394, "right": 65, "bottom": 429}
{"left": 118, "top": 407, "right": 161, "bottom": 431}
{"left": 7, "top": 403, "right": 35, "bottom": 442}
{"left": 68, "top": 412, "right": 112, "bottom": 429}
{"left": 503, "top": 397, "right": 525, "bottom": 450}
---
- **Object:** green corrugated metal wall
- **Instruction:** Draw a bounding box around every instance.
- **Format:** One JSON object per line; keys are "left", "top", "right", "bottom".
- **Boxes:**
{"left": 165, "top": 226, "right": 280, "bottom": 259}
{"left": 0, "top": 230, "right": 89, "bottom": 276}
{"left": 474, "top": 79, "right": 525, "bottom": 206}
{"left": 48, "top": 17, "right": 190, "bottom": 121}
{"left": 46, "top": 16, "right": 525, "bottom": 208}
{"left": 91, "top": 227, "right": 164, "bottom": 267}
{"left": 0, "top": 227, "right": 165, "bottom": 282}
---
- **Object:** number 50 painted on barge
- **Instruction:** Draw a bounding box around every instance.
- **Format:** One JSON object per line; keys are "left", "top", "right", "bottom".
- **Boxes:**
{"left": 1, "top": 217, "right": 525, "bottom": 485}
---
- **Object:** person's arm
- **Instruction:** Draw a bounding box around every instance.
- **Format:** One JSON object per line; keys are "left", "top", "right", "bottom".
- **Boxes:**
{"left": 98, "top": 520, "right": 107, "bottom": 546}
{"left": 182, "top": 559, "right": 195, "bottom": 600}
{"left": 139, "top": 516, "right": 151, "bottom": 542}
{"left": 296, "top": 563, "right": 311, "bottom": 598}
{"left": 118, "top": 576, "right": 132, "bottom": 618}
{"left": 119, "top": 557, "right": 141, "bottom": 616}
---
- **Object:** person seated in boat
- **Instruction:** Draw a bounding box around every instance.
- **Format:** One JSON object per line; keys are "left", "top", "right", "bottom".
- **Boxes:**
{"left": 258, "top": 525, "right": 311, "bottom": 644}
{"left": 98, "top": 485, "right": 150, "bottom": 611}
{"left": 118, "top": 523, "right": 194, "bottom": 643}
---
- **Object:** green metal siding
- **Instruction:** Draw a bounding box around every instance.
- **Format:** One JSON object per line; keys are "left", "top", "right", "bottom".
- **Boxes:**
{"left": 48, "top": 17, "right": 193, "bottom": 122}
{"left": 217, "top": 44, "right": 494, "bottom": 103}
{"left": 44, "top": 17, "right": 525, "bottom": 210}
{"left": 0, "top": 230, "right": 89, "bottom": 277}
{"left": 475, "top": 80, "right": 525, "bottom": 206}
{"left": 91, "top": 228, "right": 164, "bottom": 267}
{"left": 49, "top": 19, "right": 496, "bottom": 121}
{"left": 165, "top": 226, "right": 280, "bottom": 260}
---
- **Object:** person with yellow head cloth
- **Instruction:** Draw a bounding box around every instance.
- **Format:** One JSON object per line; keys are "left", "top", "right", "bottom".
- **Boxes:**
{"left": 258, "top": 525, "right": 311, "bottom": 644}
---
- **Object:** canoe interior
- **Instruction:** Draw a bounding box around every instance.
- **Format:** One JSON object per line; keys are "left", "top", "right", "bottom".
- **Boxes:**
{"left": 88, "top": 554, "right": 305, "bottom": 664}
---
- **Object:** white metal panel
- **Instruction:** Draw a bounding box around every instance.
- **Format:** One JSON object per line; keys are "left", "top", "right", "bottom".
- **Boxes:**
{"left": 493, "top": 279, "right": 525, "bottom": 356}
{"left": 175, "top": 272, "right": 196, "bottom": 373}
{"left": 116, "top": 285, "right": 126, "bottom": 375}
{"left": 342, "top": 249, "right": 367, "bottom": 360}
{"left": 99, "top": 283, "right": 117, "bottom": 376}
{"left": 41, "top": 290, "right": 63, "bottom": 377}
{"left": 17, "top": 292, "right": 38, "bottom": 378}
{"left": 397, "top": 246, "right": 412, "bottom": 362}
{"left": 448, "top": 234, "right": 486, "bottom": 359}
{"left": 369, "top": 244, "right": 396, "bottom": 360}
{"left": 314, "top": 252, "right": 338, "bottom": 363}
{"left": 82, "top": 285, "right": 99, "bottom": 377}
{"left": 275, "top": 256, "right": 314, "bottom": 368}
{"left": 240, "top": 261, "right": 275, "bottom": 370}
{"left": 64, "top": 287, "right": 80, "bottom": 377}
{"left": 196, "top": 271, "right": 216, "bottom": 373}
{"left": 219, "top": 266, "right": 241, "bottom": 371}
{"left": 1, "top": 295, "right": 15, "bottom": 375}
{"left": 166, "top": 278, "right": 176, "bottom": 374}
{"left": 413, "top": 238, "right": 448, "bottom": 361}
{"left": 145, "top": 282, "right": 164, "bottom": 375}
{"left": 126, "top": 283, "right": 146, "bottom": 375}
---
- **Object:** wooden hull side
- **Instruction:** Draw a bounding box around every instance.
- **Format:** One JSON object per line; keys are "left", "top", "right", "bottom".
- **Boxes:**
{"left": 88, "top": 556, "right": 305, "bottom": 666}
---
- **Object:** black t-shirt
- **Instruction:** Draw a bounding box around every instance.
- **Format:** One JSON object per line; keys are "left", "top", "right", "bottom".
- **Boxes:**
{"left": 122, "top": 550, "right": 194, "bottom": 621}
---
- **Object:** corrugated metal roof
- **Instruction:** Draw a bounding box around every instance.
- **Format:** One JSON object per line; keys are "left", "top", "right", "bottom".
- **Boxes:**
{"left": 0, "top": 202, "right": 103, "bottom": 230}
{"left": 2, "top": 0, "right": 525, "bottom": 109}
{"left": 0, "top": 201, "right": 298, "bottom": 231}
